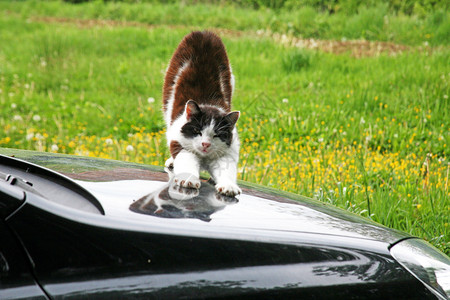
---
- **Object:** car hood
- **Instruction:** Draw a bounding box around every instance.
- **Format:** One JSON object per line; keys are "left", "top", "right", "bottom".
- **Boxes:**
{"left": 0, "top": 148, "right": 410, "bottom": 246}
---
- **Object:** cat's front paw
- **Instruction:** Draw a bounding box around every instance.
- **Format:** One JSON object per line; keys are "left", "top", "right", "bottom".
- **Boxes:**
{"left": 215, "top": 181, "right": 241, "bottom": 197}
{"left": 173, "top": 173, "right": 201, "bottom": 189}
{"left": 169, "top": 183, "right": 200, "bottom": 200}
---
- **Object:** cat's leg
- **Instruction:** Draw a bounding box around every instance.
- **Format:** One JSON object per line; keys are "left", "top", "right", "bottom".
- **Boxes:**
{"left": 172, "top": 150, "right": 201, "bottom": 189}
{"left": 209, "top": 155, "right": 241, "bottom": 197}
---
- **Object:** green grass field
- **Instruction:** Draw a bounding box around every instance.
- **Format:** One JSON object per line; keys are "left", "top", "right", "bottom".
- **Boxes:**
{"left": 0, "top": 1, "right": 449, "bottom": 254}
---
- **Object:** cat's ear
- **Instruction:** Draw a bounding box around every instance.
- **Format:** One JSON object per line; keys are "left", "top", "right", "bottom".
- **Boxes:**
{"left": 185, "top": 100, "right": 201, "bottom": 121}
{"left": 226, "top": 111, "right": 240, "bottom": 127}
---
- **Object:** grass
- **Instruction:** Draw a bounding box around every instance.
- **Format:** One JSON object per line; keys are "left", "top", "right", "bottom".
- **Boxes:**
{"left": 0, "top": 1, "right": 449, "bottom": 254}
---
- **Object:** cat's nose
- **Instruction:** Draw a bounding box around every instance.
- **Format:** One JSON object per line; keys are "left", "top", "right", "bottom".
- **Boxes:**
{"left": 202, "top": 142, "right": 211, "bottom": 149}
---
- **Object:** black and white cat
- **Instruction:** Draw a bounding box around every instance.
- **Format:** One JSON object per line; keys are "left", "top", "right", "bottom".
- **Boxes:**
{"left": 162, "top": 31, "right": 241, "bottom": 197}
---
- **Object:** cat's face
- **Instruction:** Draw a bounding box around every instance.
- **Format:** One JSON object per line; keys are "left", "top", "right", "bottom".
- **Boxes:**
{"left": 181, "top": 101, "right": 239, "bottom": 158}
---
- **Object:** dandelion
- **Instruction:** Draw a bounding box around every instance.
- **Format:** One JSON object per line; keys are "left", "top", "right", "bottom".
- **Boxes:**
{"left": 105, "top": 138, "right": 113, "bottom": 145}
{"left": 126, "top": 145, "right": 134, "bottom": 152}
{"left": 147, "top": 97, "right": 155, "bottom": 104}
{"left": 8, "top": 92, "right": 14, "bottom": 97}
{"left": 26, "top": 133, "right": 34, "bottom": 141}
{"left": 33, "top": 115, "right": 41, "bottom": 122}
{"left": 13, "top": 115, "right": 23, "bottom": 121}
{"left": 51, "top": 144, "right": 59, "bottom": 152}
{"left": 282, "top": 98, "right": 289, "bottom": 104}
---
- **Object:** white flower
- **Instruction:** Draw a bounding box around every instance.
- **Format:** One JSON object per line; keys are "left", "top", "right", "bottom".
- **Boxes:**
{"left": 33, "top": 115, "right": 41, "bottom": 122}
{"left": 8, "top": 92, "right": 14, "bottom": 97}
{"left": 318, "top": 137, "right": 324, "bottom": 143}
{"left": 24, "top": 83, "right": 30, "bottom": 89}
{"left": 360, "top": 117, "right": 365, "bottom": 124}
{"left": 444, "top": 95, "right": 448, "bottom": 99}
{"left": 35, "top": 133, "right": 44, "bottom": 140}
{"left": 126, "top": 145, "right": 134, "bottom": 152}
{"left": 26, "top": 133, "right": 34, "bottom": 141}
{"left": 51, "top": 144, "right": 59, "bottom": 152}
{"left": 105, "top": 138, "right": 113, "bottom": 145}
{"left": 282, "top": 98, "right": 289, "bottom": 103}
{"left": 394, "top": 133, "right": 398, "bottom": 138}
{"left": 147, "top": 97, "right": 155, "bottom": 104}
{"left": 11, "top": 103, "right": 16, "bottom": 109}
{"left": 13, "top": 115, "right": 23, "bottom": 121}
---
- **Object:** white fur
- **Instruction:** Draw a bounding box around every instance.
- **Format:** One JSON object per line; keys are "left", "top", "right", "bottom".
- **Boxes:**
{"left": 164, "top": 62, "right": 240, "bottom": 196}
{"left": 165, "top": 104, "right": 240, "bottom": 196}
{"left": 164, "top": 60, "right": 190, "bottom": 127}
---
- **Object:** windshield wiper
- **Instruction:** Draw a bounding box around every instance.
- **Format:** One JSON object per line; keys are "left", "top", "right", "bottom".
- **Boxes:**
{"left": 0, "top": 171, "right": 45, "bottom": 198}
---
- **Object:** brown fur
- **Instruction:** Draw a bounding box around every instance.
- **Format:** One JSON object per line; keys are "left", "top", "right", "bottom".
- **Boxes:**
{"left": 169, "top": 140, "right": 182, "bottom": 158}
{"left": 163, "top": 31, "right": 233, "bottom": 124}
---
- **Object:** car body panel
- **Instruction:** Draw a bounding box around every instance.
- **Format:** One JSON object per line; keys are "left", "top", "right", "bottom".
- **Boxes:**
{"left": 0, "top": 148, "right": 409, "bottom": 244}
{"left": 0, "top": 148, "right": 438, "bottom": 299}
{"left": 0, "top": 221, "right": 49, "bottom": 300}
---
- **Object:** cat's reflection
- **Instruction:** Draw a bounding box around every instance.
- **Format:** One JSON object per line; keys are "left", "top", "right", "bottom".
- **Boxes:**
{"left": 130, "top": 179, "right": 238, "bottom": 222}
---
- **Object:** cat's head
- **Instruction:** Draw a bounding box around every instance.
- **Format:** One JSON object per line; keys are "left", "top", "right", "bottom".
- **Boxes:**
{"left": 181, "top": 100, "right": 239, "bottom": 157}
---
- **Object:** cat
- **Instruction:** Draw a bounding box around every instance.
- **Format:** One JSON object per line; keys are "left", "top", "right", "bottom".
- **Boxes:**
{"left": 130, "top": 180, "right": 238, "bottom": 222}
{"left": 162, "top": 31, "right": 241, "bottom": 197}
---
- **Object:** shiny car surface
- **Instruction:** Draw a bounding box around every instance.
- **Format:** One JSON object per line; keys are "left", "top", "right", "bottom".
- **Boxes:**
{"left": 0, "top": 148, "right": 449, "bottom": 299}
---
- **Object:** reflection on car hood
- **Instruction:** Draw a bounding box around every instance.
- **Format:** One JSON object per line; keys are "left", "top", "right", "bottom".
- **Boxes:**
{"left": 0, "top": 148, "right": 410, "bottom": 245}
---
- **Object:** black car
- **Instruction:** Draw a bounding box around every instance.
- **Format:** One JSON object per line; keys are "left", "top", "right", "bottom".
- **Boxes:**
{"left": 0, "top": 148, "right": 449, "bottom": 299}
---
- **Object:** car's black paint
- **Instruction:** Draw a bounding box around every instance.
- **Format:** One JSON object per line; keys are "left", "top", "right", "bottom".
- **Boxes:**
{"left": 0, "top": 221, "right": 49, "bottom": 300}
{"left": 5, "top": 196, "right": 434, "bottom": 299}
{"left": 0, "top": 154, "right": 103, "bottom": 215}
{"left": 0, "top": 149, "right": 440, "bottom": 299}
